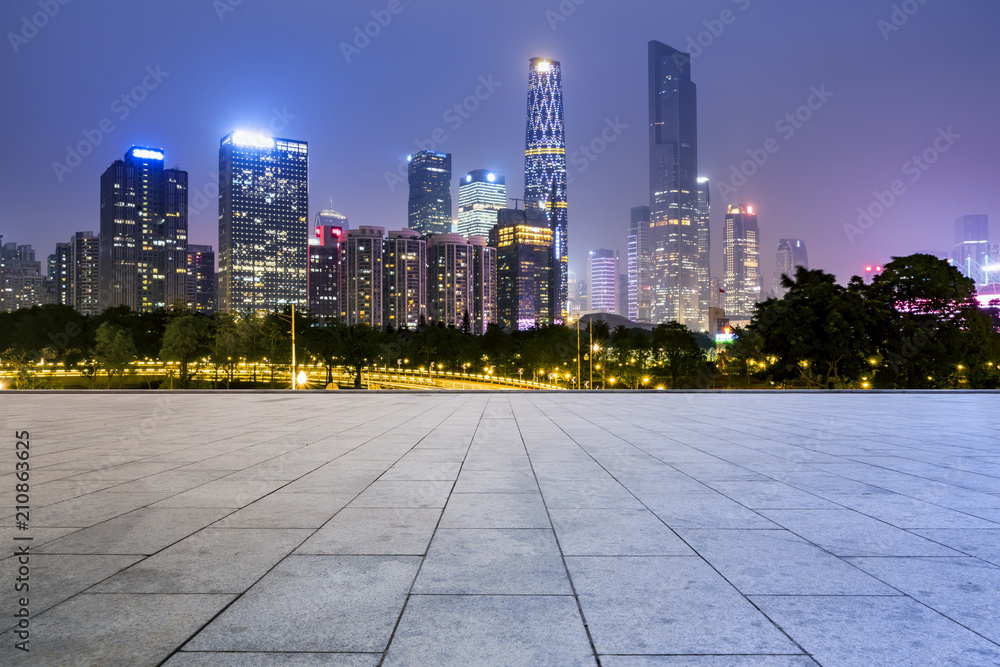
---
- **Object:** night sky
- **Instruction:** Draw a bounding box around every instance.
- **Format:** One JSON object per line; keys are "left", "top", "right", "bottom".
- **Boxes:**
{"left": 2, "top": 0, "right": 998, "bottom": 286}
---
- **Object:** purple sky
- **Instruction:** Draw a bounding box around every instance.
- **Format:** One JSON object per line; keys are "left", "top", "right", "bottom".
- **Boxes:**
{"left": 2, "top": 0, "right": 997, "bottom": 286}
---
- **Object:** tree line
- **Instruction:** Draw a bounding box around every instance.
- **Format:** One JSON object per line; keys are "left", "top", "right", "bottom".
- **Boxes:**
{"left": 1, "top": 254, "right": 997, "bottom": 390}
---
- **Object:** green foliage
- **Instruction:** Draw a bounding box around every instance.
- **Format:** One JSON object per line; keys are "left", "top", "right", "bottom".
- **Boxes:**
{"left": 93, "top": 322, "right": 137, "bottom": 389}
{"left": 160, "top": 314, "right": 211, "bottom": 388}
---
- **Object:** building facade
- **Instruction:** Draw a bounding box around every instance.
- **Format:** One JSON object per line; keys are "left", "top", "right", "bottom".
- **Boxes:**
{"left": 384, "top": 229, "right": 427, "bottom": 330}
{"left": 723, "top": 204, "right": 761, "bottom": 324}
{"left": 648, "top": 41, "right": 704, "bottom": 329}
{"left": 696, "top": 177, "right": 711, "bottom": 323}
{"left": 588, "top": 249, "right": 619, "bottom": 314}
{"left": 342, "top": 226, "right": 385, "bottom": 327}
{"left": 524, "top": 57, "right": 568, "bottom": 320}
{"left": 427, "top": 233, "right": 474, "bottom": 329}
{"left": 408, "top": 151, "right": 452, "bottom": 237}
{"left": 186, "top": 244, "right": 216, "bottom": 314}
{"left": 470, "top": 236, "right": 497, "bottom": 335}
{"left": 491, "top": 208, "right": 556, "bottom": 331}
{"left": 627, "top": 205, "right": 652, "bottom": 323}
{"left": 71, "top": 232, "right": 100, "bottom": 316}
{"left": 1, "top": 244, "right": 46, "bottom": 312}
{"left": 99, "top": 146, "right": 188, "bottom": 312}
{"left": 774, "top": 238, "right": 809, "bottom": 298}
{"left": 53, "top": 243, "right": 72, "bottom": 307}
{"left": 457, "top": 170, "right": 506, "bottom": 238}
{"left": 218, "top": 132, "right": 309, "bottom": 313}
{"left": 307, "top": 226, "right": 343, "bottom": 321}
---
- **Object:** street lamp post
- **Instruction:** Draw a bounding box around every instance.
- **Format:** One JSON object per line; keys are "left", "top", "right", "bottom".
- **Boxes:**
{"left": 277, "top": 304, "right": 298, "bottom": 390}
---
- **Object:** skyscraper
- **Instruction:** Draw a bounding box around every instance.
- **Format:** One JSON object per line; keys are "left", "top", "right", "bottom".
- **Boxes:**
{"left": 648, "top": 41, "right": 703, "bottom": 329}
{"left": 308, "top": 226, "right": 343, "bottom": 321}
{"left": 342, "top": 226, "right": 384, "bottom": 327}
{"left": 696, "top": 177, "right": 711, "bottom": 324}
{"left": 316, "top": 209, "right": 349, "bottom": 232}
{"left": 218, "top": 131, "right": 309, "bottom": 314}
{"left": 427, "top": 233, "right": 473, "bottom": 329}
{"left": 383, "top": 229, "right": 427, "bottom": 330}
{"left": 408, "top": 151, "right": 452, "bottom": 236}
{"left": 99, "top": 146, "right": 188, "bottom": 312}
{"left": 774, "top": 239, "right": 809, "bottom": 298}
{"left": 470, "top": 236, "right": 497, "bottom": 335}
{"left": 71, "top": 232, "right": 100, "bottom": 316}
{"left": 1, "top": 244, "right": 46, "bottom": 312}
{"left": 953, "top": 214, "right": 989, "bottom": 271}
{"left": 588, "top": 249, "right": 619, "bottom": 314}
{"left": 491, "top": 208, "right": 556, "bottom": 331}
{"left": 524, "top": 57, "right": 568, "bottom": 320}
{"left": 187, "top": 245, "right": 217, "bottom": 314}
{"left": 53, "top": 242, "right": 72, "bottom": 306}
{"left": 724, "top": 204, "right": 761, "bottom": 324}
{"left": 457, "top": 170, "right": 506, "bottom": 238}
{"left": 627, "top": 205, "right": 652, "bottom": 323}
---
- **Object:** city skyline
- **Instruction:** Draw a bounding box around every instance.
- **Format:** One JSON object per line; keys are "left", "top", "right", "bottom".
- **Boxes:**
{"left": 2, "top": 1, "right": 998, "bottom": 295}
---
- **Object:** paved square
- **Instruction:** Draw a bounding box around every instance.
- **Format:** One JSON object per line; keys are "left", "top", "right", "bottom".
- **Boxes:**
{"left": 2, "top": 392, "right": 999, "bottom": 665}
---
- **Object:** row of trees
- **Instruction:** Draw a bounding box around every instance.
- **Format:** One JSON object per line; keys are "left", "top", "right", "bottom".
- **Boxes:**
{"left": 1, "top": 254, "right": 997, "bottom": 390}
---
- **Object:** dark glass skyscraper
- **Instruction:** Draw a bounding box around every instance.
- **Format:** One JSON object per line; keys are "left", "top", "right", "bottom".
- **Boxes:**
{"left": 524, "top": 57, "right": 568, "bottom": 320}
{"left": 187, "top": 244, "right": 216, "bottom": 314}
{"left": 218, "top": 132, "right": 309, "bottom": 313}
{"left": 648, "top": 41, "right": 704, "bottom": 329}
{"left": 308, "top": 226, "right": 343, "bottom": 321}
{"left": 491, "top": 208, "right": 556, "bottom": 331}
{"left": 99, "top": 146, "right": 188, "bottom": 312}
{"left": 774, "top": 238, "right": 808, "bottom": 298}
{"left": 408, "top": 151, "right": 452, "bottom": 237}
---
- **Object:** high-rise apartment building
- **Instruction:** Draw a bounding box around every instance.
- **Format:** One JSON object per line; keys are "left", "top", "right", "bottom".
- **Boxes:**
{"left": 524, "top": 57, "right": 568, "bottom": 320}
{"left": 1, "top": 244, "right": 46, "bottom": 312}
{"left": 648, "top": 41, "right": 704, "bottom": 329}
{"left": 458, "top": 170, "right": 506, "bottom": 238}
{"left": 588, "top": 249, "right": 619, "bottom": 314}
{"left": 99, "top": 146, "right": 188, "bottom": 312}
{"left": 774, "top": 239, "right": 809, "bottom": 298}
{"left": 307, "top": 226, "right": 343, "bottom": 321}
{"left": 342, "top": 226, "right": 385, "bottom": 327}
{"left": 724, "top": 204, "right": 761, "bottom": 324}
{"left": 53, "top": 243, "right": 72, "bottom": 306}
{"left": 427, "top": 233, "right": 474, "bottom": 329}
{"left": 408, "top": 151, "right": 452, "bottom": 237}
{"left": 218, "top": 131, "right": 309, "bottom": 313}
{"left": 491, "top": 208, "right": 557, "bottom": 331}
{"left": 627, "top": 205, "right": 652, "bottom": 323}
{"left": 696, "top": 177, "right": 711, "bottom": 324}
{"left": 384, "top": 229, "right": 427, "bottom": 330}
{"left": 470, "top": 236, "right": 497, "bottom": 335}
{"left": 186, "top": 245, "right": 216, "bottom": 314}
{"left": 71, "top": 232, "right": 100, "bottom": 316}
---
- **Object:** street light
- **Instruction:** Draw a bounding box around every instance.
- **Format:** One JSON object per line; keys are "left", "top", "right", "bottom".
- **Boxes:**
{"left": 568, "top": 316, "right": 581, "bottom": 389}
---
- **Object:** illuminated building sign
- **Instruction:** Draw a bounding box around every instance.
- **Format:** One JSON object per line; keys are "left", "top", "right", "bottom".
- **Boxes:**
{"left": 131, "top": 148, "right": 164, "bottom": 160}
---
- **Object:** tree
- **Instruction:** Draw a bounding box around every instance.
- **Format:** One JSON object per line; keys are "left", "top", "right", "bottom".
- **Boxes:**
{"left": 340, "top": 324, "right": 382, "bottom": 389}
{"left": 652, "top": 322, "right": 704, "bottom": 388}
{"left": 302, "top": 319, "right": 343, "bottom": 387}
{"left": 93, "top": 322, "right": 137, "bottom": 389}
{"left": 866, "top": 254, "right": 990, "bottom": 388}
{"left": 744, "top": 268, "right": 874, "bottom": 389}
{"left": 210, "top": 313, "right": 241, "bottom": 387}
{"left": 160, "top": 315, "right": 211, "bottom": 388}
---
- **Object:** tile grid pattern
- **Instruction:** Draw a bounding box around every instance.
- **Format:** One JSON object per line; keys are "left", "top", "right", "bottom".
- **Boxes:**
{"left": 0, "top": 393, "right": 997, "bottom": 666}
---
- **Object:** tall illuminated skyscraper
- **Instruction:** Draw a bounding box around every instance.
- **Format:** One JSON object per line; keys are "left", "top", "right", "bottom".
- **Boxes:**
{"left": 99, "top": 146, "right": 188, "bottom": 312}
{"left": 589, "top": 249, "right": 619, "bottom": 314}
{"left": 524, "top": 57, "right": 568, "bottom": 320}
{"left": 218, "top": 131, "right": 309, "bottom": 313}
{"left": 724, "top": 204, "right": 761, "bottom": 324}
{"left": 308, "top": 227, "right": 342, "bottom": 320}
{"left": 491, "top": 208, "right": 556, "bottom": 330}
{"left": 187, "top": 244, "right": 216, "bottom": 314}
{"left": 408, "top": 151, "right": 452, "bottom": 237}
{"left": 342, "top": 226, "right": 384, "bottom": 327}
{"left": 696, "top": 177, "right": 711, "bottom": 326}
{"left": 458, "top": 170, "right": 506, "bottom": 238}
{"left": 71, "top": 232, "right": 100, "bottom": 316}
{"left": 648, "top": 41, "right": 703, "bottom": 328}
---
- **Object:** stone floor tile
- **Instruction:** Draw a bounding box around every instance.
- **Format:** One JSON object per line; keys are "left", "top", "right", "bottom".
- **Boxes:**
{"left": 550, "top": 508, "right": 694, "bottom": 556}
{"left": 439, "top": 492, "right": 549, "bottom": 528}
{"left": 296, "top": 508, "right": 441, "bottom": 555}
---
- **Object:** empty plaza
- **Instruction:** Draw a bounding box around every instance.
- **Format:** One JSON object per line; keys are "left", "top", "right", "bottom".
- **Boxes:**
{"left": 2, "top": 392, "right": 999, "bottom": 666}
